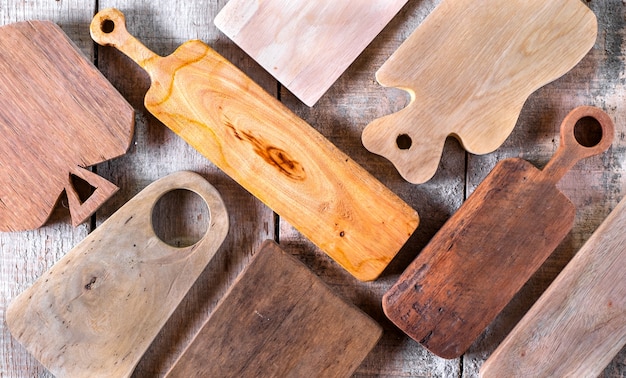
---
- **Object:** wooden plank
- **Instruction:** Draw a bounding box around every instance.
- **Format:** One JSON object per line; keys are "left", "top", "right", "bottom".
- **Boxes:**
{"left": 0, "top": 2, "right": 96, "bottom": 377}
{"left": 166, "top": 240, "right": 381, "bottom": 378}
{"left": 93, "top": 1, "right": 277, "bottom": 376}
{"left": 6, "top": 172, "right": 228, "bottom": 378}
{"left": 480, "top": 195, "right": 626, "bottom": 377}
{"left": 214, "top": 0, "right": 408, "bottom": 107}
{"left": 463, "top": 1, "right": 626, "bottom": 376}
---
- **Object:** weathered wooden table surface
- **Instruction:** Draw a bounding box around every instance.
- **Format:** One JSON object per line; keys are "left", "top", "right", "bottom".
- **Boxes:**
{"left": 1, "top": 1, "right": 625, "bottom": 377}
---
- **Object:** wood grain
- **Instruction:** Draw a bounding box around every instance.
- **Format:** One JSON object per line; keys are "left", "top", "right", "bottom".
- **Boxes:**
{"left": 5, "top": 171, "right": 228, "bottom": 377}
{"left": 89, "top": 8, "right": 419, "bottom": 282}
{"left": 2, "top": 1, "right": 626, "bottom": 377}
{"left": 214, "top": 0, "right": 408, "bottom": 107}
{"left": 165, "top": 240, "right": 381, "bottom": 378}
{"left": 361, "top": 0, "right": 597, "bottom": 184}
{"left": 0, "top": 20, "right": 134, "bottom": 231}
{"left": 383, "top": 107, "right": 614, "bottom": 359}
{"left": 480, "top": 195, "right": 626, "bottom": 377}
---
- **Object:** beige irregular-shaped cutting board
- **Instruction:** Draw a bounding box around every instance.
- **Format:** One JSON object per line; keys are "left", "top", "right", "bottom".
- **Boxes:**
{"left": 214, "top": 0, "right": 408, "bottom": 106}
{"left": 5, "top": 171, "right": 228, "bottom": 378}
{"left": 362, "top": 0, "right": 597, "bottom": 184}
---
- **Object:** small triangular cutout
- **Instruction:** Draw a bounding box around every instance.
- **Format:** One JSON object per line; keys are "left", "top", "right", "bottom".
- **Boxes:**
{"left": 70, "top": 173, "right": 96, "bottom": 204}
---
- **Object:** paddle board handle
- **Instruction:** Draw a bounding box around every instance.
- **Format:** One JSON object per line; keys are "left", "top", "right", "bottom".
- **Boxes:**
{"left": 90, "top": 8, "right": 159, "bottom": 70}
{"left": 542, "top": 106, "right": 614, "bottom": 184}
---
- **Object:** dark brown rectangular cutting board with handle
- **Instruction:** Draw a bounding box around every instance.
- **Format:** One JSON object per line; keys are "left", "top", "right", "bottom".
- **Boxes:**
{"left": 383, "top": 106, "right": 614, "bottom": 359}
{"left": 165, "top": 240, "right": 382, "bottom": 378}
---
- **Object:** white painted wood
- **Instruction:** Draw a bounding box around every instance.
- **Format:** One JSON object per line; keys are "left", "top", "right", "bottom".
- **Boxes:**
{"left": 215, "top": 0, "right": 408, "bottom": 106}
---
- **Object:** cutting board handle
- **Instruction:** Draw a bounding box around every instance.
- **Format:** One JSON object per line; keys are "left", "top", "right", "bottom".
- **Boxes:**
{"left": 542, "top": 106, "right": 614, "bottom": 184}
{"left": 90, "top": 8, "right": 159, "bottom": 70}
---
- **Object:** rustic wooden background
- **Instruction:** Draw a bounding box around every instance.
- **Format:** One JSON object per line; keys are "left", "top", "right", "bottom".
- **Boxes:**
{"left": 1, "top": 0, "right": 624, "bottom": 376}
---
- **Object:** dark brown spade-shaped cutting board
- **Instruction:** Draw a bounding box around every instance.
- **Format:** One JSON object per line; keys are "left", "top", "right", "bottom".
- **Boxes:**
{"left": 0, "top": 20, "right": 134, "bottom": 231}
{"left": 383, "top": 106, "right": 614, "bottom": 359}
{"left": 89, "top": 8, "right": 419, "bottom": 281}
{"left": 480, "top": 196, "right": 626, "bottom": 377}
{"left": 361, "top": 0, "right": 597, "bottom": 184}
{"left": 6, "top": 171, "right": 229, "bottom": 377}
{"left": 165, "top": 240, "right": 382, "bottom": 378}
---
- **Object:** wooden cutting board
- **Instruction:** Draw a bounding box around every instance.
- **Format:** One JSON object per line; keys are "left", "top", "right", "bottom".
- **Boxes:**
{"left": 165, "top": 240, "right": 382, "bottom": 378}
{"left": 480, "top": 197, "right": 626, "bottom": 377}
{"left": 0, "top": 20, "right": 134, "bottom": 231}
{"left": 6, "top": 171, "right": 229, "bottom": 377}
{"left": 382, "top": 106, "right": 614, "bottom": 359}
{"left": 214, "top": 0, "right": 408, "bottom": 107}
{"left": 89, "top": 8, "right": 419, "bottom": 282}
{"left": 362, "top": 0, "right": 597, "bottom": 184}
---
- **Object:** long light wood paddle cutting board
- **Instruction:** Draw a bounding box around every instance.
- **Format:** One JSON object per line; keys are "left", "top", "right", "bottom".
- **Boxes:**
{"left": 480, "top": 196, "right": 626, "bottom": 378}
{"left": 90, "top": 8, "right": 419, "bottom": 282}
{"left": 383, "top": 106, "right": 614, "bottom": 358}
{"left": 0, "top": 20, "right": 134, "bottom": 231}
{"left": 214, "top": 0, "right": 408, "bottom": 106}
{"left": 362, "top": 0, "right": 597, "bottom": 184}
{"left": 6, "top": 171, "right": 229, "bottom": 378}
{"left": 165, "top": 240, "right": 382, "bottom": 378}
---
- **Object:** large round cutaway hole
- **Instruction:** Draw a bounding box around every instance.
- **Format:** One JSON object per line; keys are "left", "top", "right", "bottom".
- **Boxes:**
{"left": 396, "top": 134, "right": 412, "bottom": 150}
{"left": 574, "top": 116, "right": 603, "bottom": 147}
{"left": 151, "top": 189, "right": 210, "bottom": 248}
{"left": 101, "top": 19, "right": 115, "bottom": 34}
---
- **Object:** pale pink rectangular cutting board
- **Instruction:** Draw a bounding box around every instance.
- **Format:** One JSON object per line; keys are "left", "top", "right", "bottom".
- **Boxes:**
{"left": 214, "top": 0, "right": 408, "bottom": 106}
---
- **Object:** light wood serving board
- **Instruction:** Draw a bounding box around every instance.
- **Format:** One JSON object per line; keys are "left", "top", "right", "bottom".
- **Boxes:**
{"left": 165, "top": 240, "right": 382, "bottom": 378}
{"left": 480, "top": 197, "right": 626, "bottom": 377}
{"left": 90, "top": 8, "right": 419, "bottom": 282}
{"left": 383, "top": 106, "right": 614, "bottom": 358}
{"left": 6, "top": 171, "right": 229, "bottom": 377}
{"left": 362, "top": 0, "right": 597, "bottom": 184}
{"left": 214, "top": 0, "right": 408, "bottom": 107}
{"left": 0, "top": 20, "right": 134, "bottom": 231}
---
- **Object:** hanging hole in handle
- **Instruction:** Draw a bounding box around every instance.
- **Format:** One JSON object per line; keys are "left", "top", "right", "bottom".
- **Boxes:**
{"left": 101, "top": 19, "right": 115, "bottom": 34}
{"left": 151, "top": 189, "right": 210, "bottom": 248}
{"left": 396, "top": 134, "right": 412, "bottom": 150}
{"left": 574, "top": 116, "right": 603, "bottom": 147}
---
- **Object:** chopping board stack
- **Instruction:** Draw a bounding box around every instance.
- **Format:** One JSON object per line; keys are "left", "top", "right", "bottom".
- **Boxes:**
{"left": 1, "top": 1, "right": 624, "bottom": 377}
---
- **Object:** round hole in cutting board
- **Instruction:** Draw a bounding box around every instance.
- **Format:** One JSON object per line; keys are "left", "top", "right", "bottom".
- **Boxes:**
{"left": 151, "top": 189, "right": 210, "bottom": 248}
{"left": 574, "top": 116, "right": 603, "bottom": 147}
{"left": 101, "top": 19, "right": 115, "bottom": 34}
{"left": 396, "top": 134, "right": 412, "bottom": 150}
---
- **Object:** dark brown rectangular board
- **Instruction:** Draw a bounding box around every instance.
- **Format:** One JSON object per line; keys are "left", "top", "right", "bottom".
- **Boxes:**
{"left": 165, "top": 240, "right": 382, "bottom": 377}
{"left": 383, "top": 158, "right": 575, "bottom": 358}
